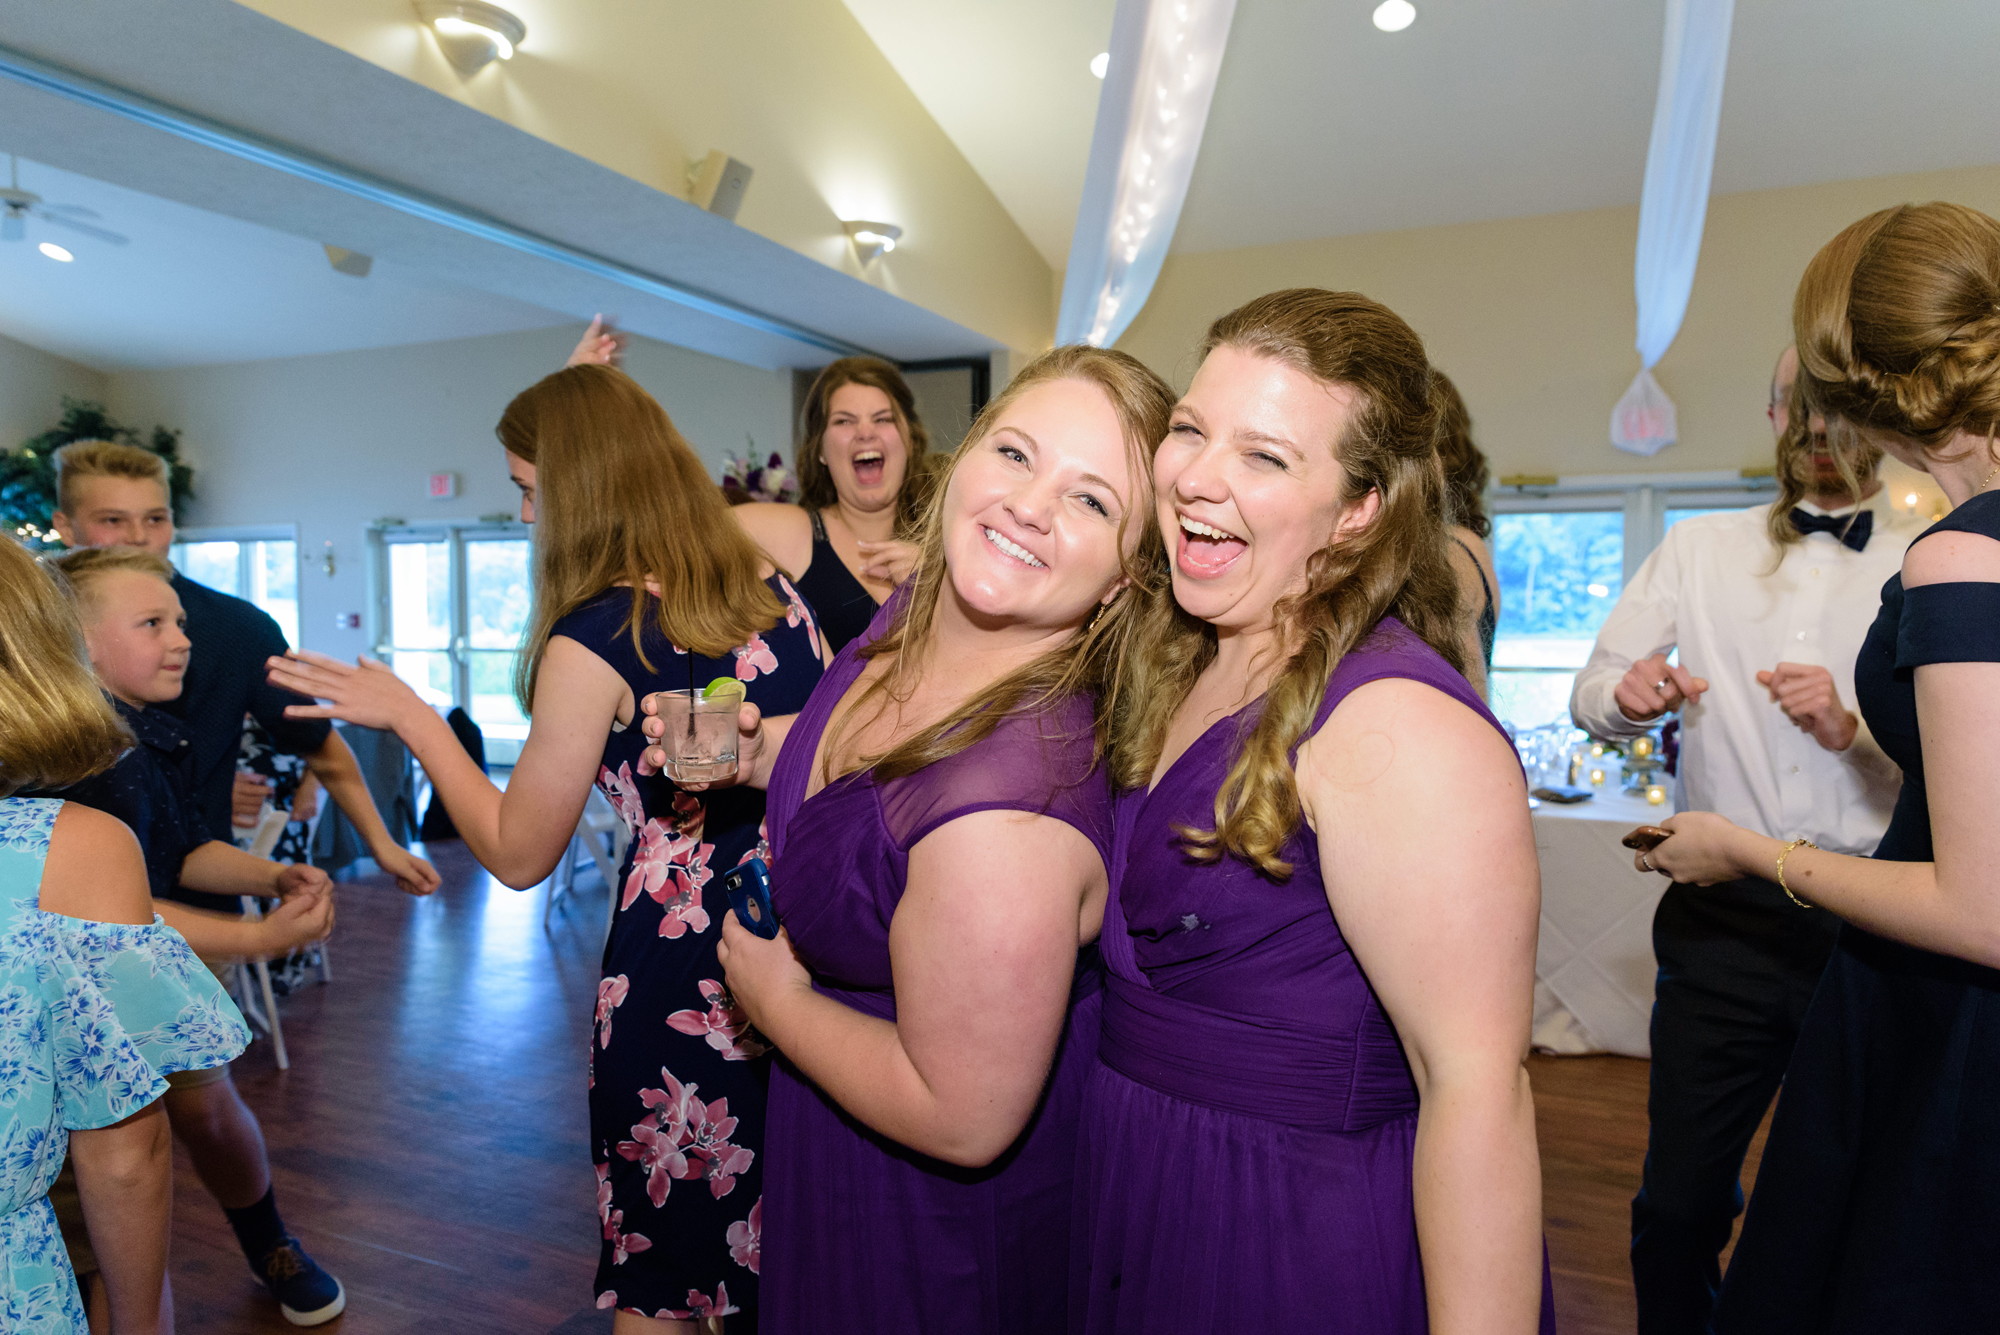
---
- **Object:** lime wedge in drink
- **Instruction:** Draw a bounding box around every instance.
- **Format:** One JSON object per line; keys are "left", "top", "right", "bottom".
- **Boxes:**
{"left": 701, "top": 677, "right": 747, "bottom": 705}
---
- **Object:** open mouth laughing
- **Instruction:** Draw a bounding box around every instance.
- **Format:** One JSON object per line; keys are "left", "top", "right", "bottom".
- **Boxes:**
{"left": 852, "top": 449, "right": 886, "bottom": 487}
{"left": 1176, "top": 512, "right": 1247, "bottom": 578}
{"left": 982, "top": 525, "right": 1046, "bottom": 569}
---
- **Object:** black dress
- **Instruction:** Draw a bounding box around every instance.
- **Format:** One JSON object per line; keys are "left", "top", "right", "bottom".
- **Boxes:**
{"left": 1714, "top": 489, "right": 2000, "bottom": 1332}
{"left": 551, "top": 577, "right": 823, "bottom": 1322}
{"left": 791, "top": 509, "right": 881, "bottom": 654}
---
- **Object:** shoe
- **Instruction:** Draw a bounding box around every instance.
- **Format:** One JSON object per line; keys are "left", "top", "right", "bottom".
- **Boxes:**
{"left": 253, "top": 1236, "right": 347, "bottom": 1326}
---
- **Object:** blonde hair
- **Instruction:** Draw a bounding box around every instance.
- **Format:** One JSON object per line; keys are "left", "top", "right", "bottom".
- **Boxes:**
{"left": 795, "top": 358, "right": 934, "bottom": 534}
{"left": 0, "top": 540, "right": 133, "bottom": 795}
{"left": 499, "top": 366, "right": 787, "bottom": 714}
{"left": 54, "top": 439, "right": 169, "bottom": 515}
{"left": 1795, "top": 202, "right": 2000, "bottom": 470}
{"left": 819, "top": 345, "right": 1174, "bottom": 784}
{"left": 1112, "top": 289, "right": 1465, "bottom": 880}
{"left": 44, "top": 547, "right": 178, "bottom": 617}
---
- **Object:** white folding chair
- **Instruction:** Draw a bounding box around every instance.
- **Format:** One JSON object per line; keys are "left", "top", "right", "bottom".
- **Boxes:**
{"left": 232, "top": 803, "right": 295, "bottom": 1070}
{"left": 545, "top": 787, "right": 629, "bottom": 944}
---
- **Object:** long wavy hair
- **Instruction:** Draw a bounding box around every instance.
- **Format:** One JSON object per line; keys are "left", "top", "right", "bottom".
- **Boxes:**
{"left": 502, "top": 365, "right": 786, "bottom": 714}
{"left": 1111, "top": 289, "right": 1466, "bottom": 880}
{"left": 818, "top": 345, "right": 1174, "bottom": 785}
{"left": 1433, "top": 371, "right": 1490, "bottom": 539}
{"left": 1762, "top": 359, "right": 1882, "bottom": 559}
{"left": 1795, "top": 202, "right": 2000, "bottom": 471}
{"left": 0, "top": 541, "right": 132, "bottom": 796}
{"left": 795, "top": 357, "right": 935, "bottom": 534}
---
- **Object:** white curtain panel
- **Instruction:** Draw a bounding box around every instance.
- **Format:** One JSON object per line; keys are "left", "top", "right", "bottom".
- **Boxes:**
{"left": 1057, "top": 0, "right": 1238, "bottom": 349}
{"left": 1613, "top": 0, "right": 1735, "bottom": 456}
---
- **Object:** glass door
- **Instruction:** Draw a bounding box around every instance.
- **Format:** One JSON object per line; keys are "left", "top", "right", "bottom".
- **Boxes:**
{"left": 372, "top": 523, "right": 532, "bottom": 764}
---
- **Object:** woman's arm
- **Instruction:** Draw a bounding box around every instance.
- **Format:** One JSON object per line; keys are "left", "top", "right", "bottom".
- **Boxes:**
{"left": 1646, "top": 529, "right": 2000, "bottom": 967}
{"left": 70, "top": 1100, "right": 171, "bottom": 1335}
{"left": 719, "top": 809, "right": 1101, "bottom": 1166}
{"left": 302, "top": 730, "right": 441, "bottom": 895}
{"left": 1302, "top": 678, "right": 1544, "bottom": 1335}
{"left": 269, "top": 639, "right": 625, "bottom": 890}
{"left": 731, "top": 503, "right": 814, "bottom": 580}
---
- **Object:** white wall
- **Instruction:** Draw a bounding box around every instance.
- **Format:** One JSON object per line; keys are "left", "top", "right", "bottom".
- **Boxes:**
{"left": 105, "top": 324, "right": 793, "bottom": 658}
{"left": 0, "top": 330, "right": 108, "bottom": 457}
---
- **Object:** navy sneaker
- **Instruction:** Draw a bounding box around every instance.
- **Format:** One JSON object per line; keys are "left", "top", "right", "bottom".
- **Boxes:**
{"left": 253, "top": 1236, "right": 346, "bottom": 1326}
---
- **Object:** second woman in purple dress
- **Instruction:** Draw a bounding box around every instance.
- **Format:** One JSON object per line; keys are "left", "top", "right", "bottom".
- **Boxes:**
{"left": 665, "top": 346, "right": 1174, "bottom": 1333}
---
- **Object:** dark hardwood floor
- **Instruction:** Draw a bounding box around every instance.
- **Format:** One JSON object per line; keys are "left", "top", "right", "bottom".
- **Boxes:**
{"left": 172, "top": 841, "right": 1765, "bottom": 1334}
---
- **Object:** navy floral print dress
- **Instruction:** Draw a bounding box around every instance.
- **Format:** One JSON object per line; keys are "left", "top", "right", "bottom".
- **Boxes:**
{"left": 551, "top": 577, "right": 822, "bottom": 1323}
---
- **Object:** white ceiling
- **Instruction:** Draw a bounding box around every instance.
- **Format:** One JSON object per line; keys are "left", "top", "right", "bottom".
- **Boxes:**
{"left": 841, "top": 0, "right": 1116, "bottom": 270}
{"left": 0, "top": 156, "right": 571, "bottom": 371}
{"left": 854, "top": 0, "right": 2000, "bottom": 265}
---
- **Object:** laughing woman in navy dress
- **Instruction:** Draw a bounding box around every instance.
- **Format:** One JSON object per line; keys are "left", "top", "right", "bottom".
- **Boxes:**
{"left": 1642, "top": 202, "right": 2000, "bottom": 1332}
{"left": 269, "top": 365, "right": 823, "bottom": 1332}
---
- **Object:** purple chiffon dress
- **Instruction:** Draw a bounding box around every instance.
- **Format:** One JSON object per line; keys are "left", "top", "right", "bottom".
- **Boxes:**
{"left": 758, "top": 599, "right": 1113, "bottom": 1333}
{"left": 1072, "top": 617, "right": 1557, "bottom": 1333}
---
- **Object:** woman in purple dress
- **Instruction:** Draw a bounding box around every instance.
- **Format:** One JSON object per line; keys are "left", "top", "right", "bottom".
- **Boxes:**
{"left": 662, "top": 346, "right": 1174, "bottom": 1333}
{"left": 270, "top": 366, "right": 822, "bottom": 1331}
{"left": 1075, "top": 290, "right": 1552, "bottom": 1333}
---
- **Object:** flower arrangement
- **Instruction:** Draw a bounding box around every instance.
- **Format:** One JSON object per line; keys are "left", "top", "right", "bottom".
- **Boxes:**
{"left": 719, "top": 439, "right": 798, "bottom": 505}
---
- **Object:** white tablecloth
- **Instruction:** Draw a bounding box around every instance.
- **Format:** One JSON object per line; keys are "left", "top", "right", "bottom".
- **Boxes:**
{"left": 1531, "top": 784, "right": 1675, "bottom": 1058}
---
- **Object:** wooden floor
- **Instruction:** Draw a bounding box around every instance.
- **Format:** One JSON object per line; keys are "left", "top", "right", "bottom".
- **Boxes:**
{"left": 172, "top": 842, "right": 1765, "bottom": 1334}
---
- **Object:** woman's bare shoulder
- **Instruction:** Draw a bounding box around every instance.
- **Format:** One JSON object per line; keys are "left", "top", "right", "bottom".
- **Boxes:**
{"left": 39, "top": 804, "right": 154, "bottom": 926}
{"left": 731, "top": 504, "right": 813, "bottom": 574}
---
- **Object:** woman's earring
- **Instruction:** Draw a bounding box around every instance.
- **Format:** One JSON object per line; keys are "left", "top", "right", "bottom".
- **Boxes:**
{"left": 1083, "top": 597, "right": 1114, "bottom": 635}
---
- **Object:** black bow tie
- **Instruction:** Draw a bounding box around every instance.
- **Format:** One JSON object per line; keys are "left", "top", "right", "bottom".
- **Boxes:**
{"left": 1790, "top": 507, "right": 1872, "bottom": 552}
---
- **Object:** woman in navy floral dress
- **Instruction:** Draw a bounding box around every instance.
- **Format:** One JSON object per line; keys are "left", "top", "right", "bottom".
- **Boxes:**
{"left": 269, "top": 365, "right": 821, "bottom": 1331}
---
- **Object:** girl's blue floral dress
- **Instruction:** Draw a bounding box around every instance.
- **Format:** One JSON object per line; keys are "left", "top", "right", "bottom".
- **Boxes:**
{"left": 0, "top": 796, "right": 249, "bottom": 1332}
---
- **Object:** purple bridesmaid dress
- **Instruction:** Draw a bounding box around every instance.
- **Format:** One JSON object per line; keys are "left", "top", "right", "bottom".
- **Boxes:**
{"left": 1072, "top": 617, "right": 1557, "bottom": 1333}
{"left": 757, "top": 598, "right": 1113, "bottom": 1334}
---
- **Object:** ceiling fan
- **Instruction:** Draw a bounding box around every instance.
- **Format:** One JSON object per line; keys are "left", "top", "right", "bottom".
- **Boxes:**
{"left": 1, "top": 155, "right": 129, "bottom": 247}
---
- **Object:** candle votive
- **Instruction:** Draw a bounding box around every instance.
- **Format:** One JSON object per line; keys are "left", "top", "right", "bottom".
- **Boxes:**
{"left": 1631, "top": 736, "right": 1654, "bottom": 759}
{"left": 1647, "top": 785, "right": 1667, "bottom": 805}
{"left": 1589, "top": 768, "right": 1606, "bottom": 786}
{"left": 1591, "top": 742, "right": 1605, "bottom": 757}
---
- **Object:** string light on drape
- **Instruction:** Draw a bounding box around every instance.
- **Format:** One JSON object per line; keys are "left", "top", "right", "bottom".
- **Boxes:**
{"left": 1057, "top": 0, "right": 1238, "bottom": 349}
{"left": 1612, "top": 0, "right": 1735, "bottom": 456}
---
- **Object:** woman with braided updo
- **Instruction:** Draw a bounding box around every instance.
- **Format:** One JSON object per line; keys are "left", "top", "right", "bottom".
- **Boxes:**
{"left": 1637, "top": 202, "right": 2000, "bottom": 1332}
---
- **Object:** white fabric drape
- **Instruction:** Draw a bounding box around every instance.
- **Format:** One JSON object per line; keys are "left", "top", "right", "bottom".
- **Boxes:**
{"left": 1612, "top": 0, "right": 1735, "bottom": 456}
{"left": 1057, "top": 0, "right": 1238, "bottom": 348}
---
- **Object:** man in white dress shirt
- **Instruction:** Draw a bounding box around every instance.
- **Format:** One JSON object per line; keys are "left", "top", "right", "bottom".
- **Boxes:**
{"left": 1570, "top": 347, "right": 1916, "bottom": 1335}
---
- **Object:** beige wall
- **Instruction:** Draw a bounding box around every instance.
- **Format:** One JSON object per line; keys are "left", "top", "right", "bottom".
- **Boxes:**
{"left": 1117, "top": 164, "right": 2000, "bottom": 482}
{"left": 0, "top": 331, "right": 108, "bottom": 458}
{"left": 105, "top": 325, "right": 792, "bottom": 659}
{"left": 237, "top": 0, "right": 1055, "bottom": 354}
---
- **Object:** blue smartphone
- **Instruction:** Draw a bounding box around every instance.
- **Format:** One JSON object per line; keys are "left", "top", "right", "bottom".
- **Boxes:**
{"left": 722, "top": 857, "right": 779, "bottom": 939}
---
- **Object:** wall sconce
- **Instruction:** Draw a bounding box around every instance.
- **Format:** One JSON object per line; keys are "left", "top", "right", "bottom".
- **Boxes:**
{"left": 843, "top": 220, "right": 902, "bottom": 265}
{"left": 415, "top": 1, "right": 526, "bottom": 77}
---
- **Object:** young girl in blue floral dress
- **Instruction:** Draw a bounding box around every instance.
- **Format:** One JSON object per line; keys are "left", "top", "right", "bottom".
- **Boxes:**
{"left": 268, "top": 365, "right": 823, "bottom": 1331}
{"left": 0, "top": 537, "right": 248, "bottom": 1333}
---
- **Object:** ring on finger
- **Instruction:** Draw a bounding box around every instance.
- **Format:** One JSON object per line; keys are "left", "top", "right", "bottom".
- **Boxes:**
{"left": 1640, "top": 852, "right": 1656, "bottom": 872}
{"left": 1654, "top": 679, "right": 1672, "bottom": 692}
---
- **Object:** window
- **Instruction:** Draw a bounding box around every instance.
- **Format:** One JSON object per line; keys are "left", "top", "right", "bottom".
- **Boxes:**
{"left": 370, "top": 522, "right": 532, "bottom": 764}
{"left": 169, "top": 528, "right": 301, "bottom": 646}
{"left": 1486, "top": 472, "right": 1772, "bottom": 729}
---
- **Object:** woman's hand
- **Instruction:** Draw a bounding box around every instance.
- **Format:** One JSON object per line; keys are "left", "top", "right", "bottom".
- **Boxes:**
{"left": 370, "top": 843, "right": 442, "bottom": 897}
{"left": 856, "top": 539, "right": 920, "bottom": 587}
{"left": 637, "top": 698, "right": 766, "bottom": 788}
{"left": 267, "top": 650, "right": 428, "bottom": 733}
{"left": 716, "top": 911, "right": 812, "bottom": 1034}
{"left": 1634, "top": 811, "right": 1772, "bottom": 886}
{"left": 566, "top": 314, "right": 625, "bottom": 367}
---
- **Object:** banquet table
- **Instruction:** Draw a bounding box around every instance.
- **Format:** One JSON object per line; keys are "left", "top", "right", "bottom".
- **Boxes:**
{"left": 1531, "top": 782, "right": 1676, "bottom": 1058}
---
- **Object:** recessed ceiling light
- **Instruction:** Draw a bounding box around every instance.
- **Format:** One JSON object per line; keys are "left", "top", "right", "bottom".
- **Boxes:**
{"left": 38, "top": 241, "right": 72, "bottom": 262}
{"left": 1090, "top": 51, "right": 1110, "bottom": 79}
{"left": 1373, "top": 0, "right": 1416, "bottom": 32}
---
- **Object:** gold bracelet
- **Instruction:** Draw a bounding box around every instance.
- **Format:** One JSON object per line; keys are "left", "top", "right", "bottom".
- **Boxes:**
{"left": 1776, "top": 837, "right": 1819, "bottom": 908}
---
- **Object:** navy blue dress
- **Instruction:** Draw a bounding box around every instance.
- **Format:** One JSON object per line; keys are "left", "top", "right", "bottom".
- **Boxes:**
{"left": 1715, "top": 489, "right": 2000, "bottom": 1332}
{"left": 551, "top": 576, "right": 823, "bottom": 1322}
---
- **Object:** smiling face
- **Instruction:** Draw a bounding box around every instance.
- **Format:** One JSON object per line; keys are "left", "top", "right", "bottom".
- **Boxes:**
{"left": 937, "top": 378, "right": 1140, "bottom": 635}
{"left": 1156, "top": 345, "right": 1380, "bottom": 633}
{"left": 507, "top": 450, "right": 537, "bottom": 524}
{"left": 77, "top": 569, "right": 191, "bottom": 706}
{"left": 821, "top": 382, "right": 908, "bottom": 513}
{"left": 52, "top": 476, "right": 175, "bottom": 556}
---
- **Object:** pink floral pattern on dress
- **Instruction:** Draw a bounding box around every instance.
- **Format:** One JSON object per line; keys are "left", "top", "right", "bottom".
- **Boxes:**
{"left": 667, "top": 979, "right": 769, "bottom": 1061}
{"left": 776, "top": 572, "right": 823, "bottom": 662}
{"left": 615, "top": 1068, "right": 757, "bottom": 1208}
{"left": 595, "top": 975, "right": 630, "bottom": 1050}
{"left": 733, "top": 633, "right": 779, "bottom": 682}
{"left": 598, "top": 762, "right": 646, "bottom": 837}
{"left": 656, "top": 1283, "right": 736, "bottom": 1320}
{"left": 727, "top": 1198, "right": 761, "bottom": 1274}
{"left": 618, "top": 790, "right": 715, "bottom": 937}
